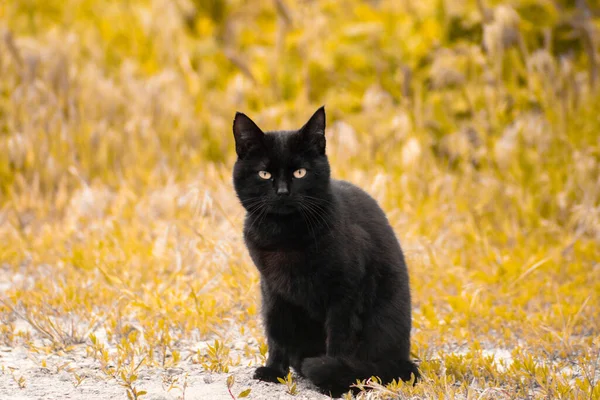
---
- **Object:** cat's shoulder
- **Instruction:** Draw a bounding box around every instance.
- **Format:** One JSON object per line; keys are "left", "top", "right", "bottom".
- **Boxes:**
{"left": 331, "top": 179, "right": 370, "bottom": 195}
{"left": 331, "top": 179, "right": 379, "bottom": 206}
{"left": 330, "top": 179, "right": 389, "bottom": 237}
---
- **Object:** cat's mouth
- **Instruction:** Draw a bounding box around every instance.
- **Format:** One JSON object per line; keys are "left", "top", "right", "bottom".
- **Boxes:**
{"left": 268, "top": 198, "right": 299, "bottom": 215}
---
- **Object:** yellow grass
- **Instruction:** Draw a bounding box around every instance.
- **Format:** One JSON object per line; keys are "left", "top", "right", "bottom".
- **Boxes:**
{"left": 0, "top": 0, "right": 599, "bottom": 398}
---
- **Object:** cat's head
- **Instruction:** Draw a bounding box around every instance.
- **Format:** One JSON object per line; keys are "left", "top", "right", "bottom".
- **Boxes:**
{"left": 232, "top": 107, "right": 331, "bottom": 215}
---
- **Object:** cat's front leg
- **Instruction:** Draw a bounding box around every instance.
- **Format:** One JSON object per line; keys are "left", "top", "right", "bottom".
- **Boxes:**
{"left": 300, "top": 298, "right": 362, "bottom": 396}
{"left": 253, "top": 336, "right": 290, "bottom": 383}
{"left": 324, "top": 297, "right": 362, "bottom": 357}
{"left": 254, "top": 286, "right": 291, "bottom": 382}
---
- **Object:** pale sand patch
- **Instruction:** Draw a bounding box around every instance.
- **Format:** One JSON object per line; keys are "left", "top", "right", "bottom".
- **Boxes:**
{"left": 0, "top": 344, "right": 331, "bottom": 400}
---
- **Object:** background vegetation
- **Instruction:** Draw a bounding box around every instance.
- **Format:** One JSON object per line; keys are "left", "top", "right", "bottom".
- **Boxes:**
{"left": 0, "top": 0, "right": 599, "bottom": 398}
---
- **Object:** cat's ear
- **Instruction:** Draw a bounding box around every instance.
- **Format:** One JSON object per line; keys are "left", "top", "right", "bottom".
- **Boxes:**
{"left": 300, "top": 106, "right": 326, "bottom": 154}
{"left": 233, "top": 112, "right": 265, "bottom": 158}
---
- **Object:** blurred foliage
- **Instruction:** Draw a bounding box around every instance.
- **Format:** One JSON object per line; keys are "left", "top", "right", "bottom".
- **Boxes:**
{"left": 0, "top": 0, "right": 599, "bottom": 398}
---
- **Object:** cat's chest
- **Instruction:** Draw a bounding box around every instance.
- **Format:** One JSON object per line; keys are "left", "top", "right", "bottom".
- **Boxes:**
{"left": 251, "top": 247, "right": 310, "bottom": 283}
{"left": 249, "top": 246, "right": 328, "bottom": 311}
{"left": 254, "top": 247, "right": 304, "bottom": 269}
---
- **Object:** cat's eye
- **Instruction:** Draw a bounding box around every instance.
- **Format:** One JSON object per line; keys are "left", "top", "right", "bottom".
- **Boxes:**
{"left": 258, "top": 171, "right": 272, "bottom": 180}
{"left": 293, "top": 168, "right": 307, "bottom": 178}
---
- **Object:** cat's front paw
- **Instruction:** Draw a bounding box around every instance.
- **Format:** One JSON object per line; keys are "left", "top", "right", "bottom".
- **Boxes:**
{"left": 301, "top": 357, "right": 350, "bottom": 398}
{"left": 301, "top": 357, "right": 331, "bottom": 386}
{"left": 253, "top": 366, "right": 287, "bottom": 383}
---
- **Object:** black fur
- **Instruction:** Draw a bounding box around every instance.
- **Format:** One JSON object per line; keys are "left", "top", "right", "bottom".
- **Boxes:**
{"left": 232, "top": 107, "right": 419, "bottom": 397}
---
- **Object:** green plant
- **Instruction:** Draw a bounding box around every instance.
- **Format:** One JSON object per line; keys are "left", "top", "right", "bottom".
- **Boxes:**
{"left": 277, "top": 371, "right": 298, "bottom": 395}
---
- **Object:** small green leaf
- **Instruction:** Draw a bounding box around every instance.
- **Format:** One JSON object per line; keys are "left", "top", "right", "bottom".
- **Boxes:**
{"left": 226, "top": 374, "right": 235, "bottom": 388}
{"left": 238, "top": 388, "right": 251, "bottom": 398}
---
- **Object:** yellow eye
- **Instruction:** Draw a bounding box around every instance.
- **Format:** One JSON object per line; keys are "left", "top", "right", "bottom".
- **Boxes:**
{"left": 258, "top": 171, "right": 272, "bottom": 179}
{"left": 293, "top": 168, "right": 307, "bottom": 178}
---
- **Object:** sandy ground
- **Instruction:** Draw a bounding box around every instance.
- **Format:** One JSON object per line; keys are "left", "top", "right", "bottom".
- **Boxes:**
{"left": 0, "top": 344, "right": 331, "bottom": 400}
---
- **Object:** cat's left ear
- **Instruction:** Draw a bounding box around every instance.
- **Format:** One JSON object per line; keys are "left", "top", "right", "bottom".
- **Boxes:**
{"left": 300, "top": 106, "right": 326, "bottom": 154}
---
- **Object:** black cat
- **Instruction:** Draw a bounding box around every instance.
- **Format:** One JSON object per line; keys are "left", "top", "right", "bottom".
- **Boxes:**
{"left": 232, "top": 107, "right": 419, "bottom": 397}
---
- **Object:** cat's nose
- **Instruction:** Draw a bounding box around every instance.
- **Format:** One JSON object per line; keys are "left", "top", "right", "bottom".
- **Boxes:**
{"left": 276, "top": 183, "right": 290, "bottom": 196}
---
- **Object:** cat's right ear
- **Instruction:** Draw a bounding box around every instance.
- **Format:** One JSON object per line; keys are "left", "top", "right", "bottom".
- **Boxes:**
{"left": 233, "top": 112, "right": 265, "bottom": 158}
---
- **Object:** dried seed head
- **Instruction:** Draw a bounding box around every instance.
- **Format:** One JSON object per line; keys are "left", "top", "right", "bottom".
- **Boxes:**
{"left": 528, "top": 50, "right": 556, "bottom": 80}
{"left": 495, "top": 122, "right": 519, "bottom": 169}
{"left": 362, "top": 84, "right": 393, "bottom": 111}
{"left": 483, "top": 5, "right": 521, "bottom": 56}
{"left": 401, "top": 137, "right": 422, "bottom": 168}
{"left": 7, "top": 133, "right": 26, "bottom": 169}
{"left": 440, "top": 127, "right": 482, "bottom": 163}
{"left": 329, "top": 120, "right": 359, "bottom": 161}
{"left": 430, "top": 49, "right": 466, "bottom": 89}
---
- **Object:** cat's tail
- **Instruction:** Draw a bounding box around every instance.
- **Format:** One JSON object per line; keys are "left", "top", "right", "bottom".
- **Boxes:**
{"left": 301, "top": 356, "right": 419, "bottom": 398}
